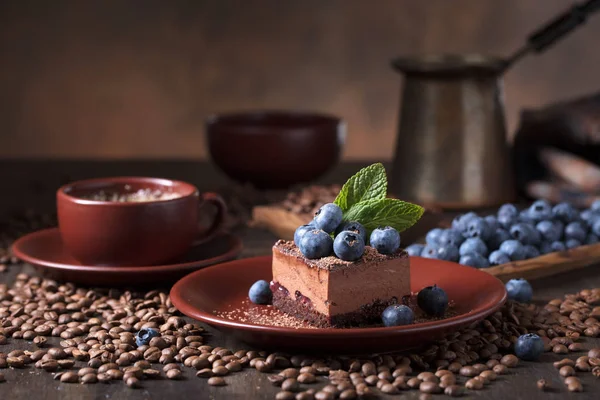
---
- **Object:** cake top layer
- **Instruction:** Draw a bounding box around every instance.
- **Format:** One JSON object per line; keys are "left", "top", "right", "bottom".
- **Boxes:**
{"left": 274, "top": 240, "right": 408, "bottom": 271}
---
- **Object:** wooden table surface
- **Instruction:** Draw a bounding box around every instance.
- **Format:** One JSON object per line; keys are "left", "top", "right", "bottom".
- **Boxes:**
{"left": 1, "top": 160, "right": 599, "bottom": 399}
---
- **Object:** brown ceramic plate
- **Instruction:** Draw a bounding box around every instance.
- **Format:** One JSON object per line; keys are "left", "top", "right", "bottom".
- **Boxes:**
{"left": 11, "top": 228, "right": 242, "bottom": 286}
{"left": 170, "top": 256, "right": 507, "bottom": 353}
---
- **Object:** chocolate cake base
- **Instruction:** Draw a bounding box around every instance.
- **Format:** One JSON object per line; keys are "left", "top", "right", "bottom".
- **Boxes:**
{"left": 271, "top": 282, "right": 399, "bottom": 328}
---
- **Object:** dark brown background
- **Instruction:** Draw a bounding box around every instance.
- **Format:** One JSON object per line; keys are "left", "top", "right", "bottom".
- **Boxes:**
{"left": 1, "top": 0, "right": 600, "bottom": 160}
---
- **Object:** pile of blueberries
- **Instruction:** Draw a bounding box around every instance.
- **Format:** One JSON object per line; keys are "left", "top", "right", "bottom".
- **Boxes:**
{"left": 405, "top": 200, "right": 600, "bottom": 268}
{"left": 294, "top": 203, "right": 401, "bottom": 261}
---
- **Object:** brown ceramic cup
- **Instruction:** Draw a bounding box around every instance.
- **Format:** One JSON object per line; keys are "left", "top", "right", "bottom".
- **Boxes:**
{"left": 56, "top": 177, "right": 227, "bottom": 266}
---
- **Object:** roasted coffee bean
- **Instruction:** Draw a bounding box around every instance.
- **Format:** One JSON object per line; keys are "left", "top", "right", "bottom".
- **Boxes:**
{"left": 537, "top": 379, "right": 549, "bottom": 391}
{"left": 97, "top": 373, "right": 111, "bottom": 383}
{"left": 281, "top": 378, "right": 299, "bottom": 392}
{"left": 126, "top": 377, "right": 141, "bottom": 388}
{"left": 78, "top": 367, "right": 96, "bottom": 377}
{"left": 81, "top": 373, "right": 97, "bottom": 384}
{"left": 268, "top": 374, "right": 285, "bottom": 386}
{"left": 280, "top": 368, "right": 299, "bottom": 379}
{"left": 208, "top": 376, "right": 226, "bottom": 386}
{"left": 500, "top": 354, "right": 518, "bottom": 367}
{"left": 59, "top": 371, "right": 78, "bottom": 383}
{"left": 465, "top": 378, "right": 483, "bottom": 390}
{"left": 407, "top": 377, "right": 422, "bottom": 388}
{"left": 297, "top": 373, "right": 316, "bottom": 384}
{"left": 166, "top": 369, "right": 182, "bottom": 380}
{"left": 419, "top": 381, "right": 442, "bottom": 394}
{"left": 559, "top": 365, "right": 576, "bottom": 377}
{"left": 553, "top": 344, "right": 569, "bottom": 354}
{"left": 480, "top": 370, "right": 497, "bottom": 381}
{"left": 444, "top": 384, "right": 464, "bottom": 396}
{"left": 364, "top": 375, "right": 378, "bottom": 386}
{"left": 339, "top": 389, "right": 357, "bottom": 400}
{"left": 212, "top": 366, "right": 229, "bottom": 376}
{"left": 554, "top": 358, "right": 575, "bottom": 369}
{"left": 275, "top": 392, "right": 295, "bottom": 400}
{"left": 459, "top": 366, "right": 478, "bottom": 377}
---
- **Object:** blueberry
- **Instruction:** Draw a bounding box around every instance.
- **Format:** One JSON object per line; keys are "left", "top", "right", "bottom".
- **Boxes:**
{"left": 528, "top": 200, "right": 552, "bottom": 222}
{"left": 484, "top": 215, "right": 500, "bottom": 231}
{"left": 313, "top": 203, "right": 343, "bottom": 233}
{"left": 248, "top": 280, "right": 272, "bottom": 305}
{"left": 425, "top": 228, "right": 444, "bottom": 246}
{"left": 436, "top": 245, "right": 460, "bottom": 262}
{"left": 514, "top": 333, "right": 544, "bottom": 361}
{"left": 550, "top": 241, "right": 567, "bottom": 252}
{"left": 459, "top": 238, "right": 488, "bottom": 257}
{"left": 592, "top": 200, "right": 600, "bottom": 212}
{"left": 499, "top": 240, "right": 526, "bottom": 261}
{"left": 488, "top": 250, "right": 510, "bottom": 266}
{"left": 299, "top": 229, "right": 333, "bottom": 259}
{"left": 580, "top": 209, "right": 595, "bottom": 223}
{"left": 498, "top": 203, "right": 519, "bottom": 218}
{"left": 565, "top": 221, "right": 588, "bottom": 242}
{"left": 536, "top": 220, "right": 562, "bottom": 242}
{"left": 417, "top": 285, "right": 449, "bottom": 316}
{"left": 405, "top": 243, "right": 425, "bottom": 256}
{"left": 488, "top": 228, "right": 511, "bottom": 250}
{"left": 510, "top": 223, "right": 540, "bottom": 245}
{"left": 464, "top": 217, "right": 492, "bottom": 241}
{"left": 421, "top": 245, "right": 438, "bottom": 259}
{"left": 566, "top": 239, "right": 582, "bottom": 249}
{"left": 592, "top": 219, "right": 600, "bottom": 236}
{"left": 497, "top": 213, "right": 518, "bottom": 229}
{"left": 539, "top": 241, "right": 553, "bottom": 255}
{"left": 294, "top": 223, "right": 315, "bottom": 246}
{"left": 452, "top": 212, "right": 478, "bottom": 233}
{"left": 334, "top": 231, "right": 366, "bottom": 261}
{"left": 135, "top": 327, "right": 160, "bottom": 347}
{"left": 381, "top": 304, "right": 414, "bottom": 327}
{"left": 370, "top": 227, "right": 401, "bottom": 255}
{"left": 335, "top": 221, "right": 367, "bottom": 243}
{"left": 519, "top": 209, "right": 537, "bottom": 223}
{"left": 523, "top": 245, "right": 540, "bottom": 259}
{"left": 505, "top": 278, "right": 533, "bottom": 303}
{"left": 552, "top": 202, "right": 578, "bottom": 223}
{"left": 437, "top": 229, "right": 464, "bottom": 247}
{"left": 585, "top": 233, "right": 599, "bottom": 245}
{"left": 459, "top": 253, "right": 490, "bottom": 268}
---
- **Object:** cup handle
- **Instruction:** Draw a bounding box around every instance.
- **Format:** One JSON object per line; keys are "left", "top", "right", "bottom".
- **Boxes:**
{"left": 193, "top": 192, "right": 227, "bottom": 245}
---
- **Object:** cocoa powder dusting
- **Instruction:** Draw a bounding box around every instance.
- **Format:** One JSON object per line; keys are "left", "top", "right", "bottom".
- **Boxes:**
{"left": 274, "top": 240, "right": 407, "bottom": 271}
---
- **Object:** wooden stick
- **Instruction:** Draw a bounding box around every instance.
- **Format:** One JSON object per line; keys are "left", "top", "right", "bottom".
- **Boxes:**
{"left": 485, "top": 242, "right": 600, "bottom": 282}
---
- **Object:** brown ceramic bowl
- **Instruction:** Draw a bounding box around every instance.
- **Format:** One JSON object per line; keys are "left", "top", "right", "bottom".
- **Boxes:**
{"left": 206, "top": 111, "right": 345, "bottom": 188}
{"left": 57, "top": 177, "right": 226, "bottom": 266}
{"left": 170, "top": 256, "right": 507, "bottom": 353}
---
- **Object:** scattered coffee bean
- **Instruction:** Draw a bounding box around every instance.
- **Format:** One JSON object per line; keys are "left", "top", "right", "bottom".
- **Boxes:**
{"left": 500, "top": 355, "right": 519, "bottom": 368}
{"left": 275, "top": 391, "right": 295, "bottom": 400}
{"left": 298, "top": 373, "right": 316, "bottom": 384}
{"left": 459, "top": 366, "right": 478, "bottom": 377}
{"left": 126, "top": 377, "right": 141, "bottom": 388}
{"left": 444, "top": 384, "right": 464, "bottom": 396}
{"left": 281, "top": 378, "right": 299, "bottom": 392}
{"left": 81, "top": 373, "right": 97, "bottom": 384}
{"left": 569, "top": 343, "right": 585, "bottom": 352}
{"left": 465, "top": 378, "right": 483, "bottom": 390}
{"left": 537, "top": 379, "right": 549, "bottom": 391}
{"left": 166, "top": 369, "right": 182, "bottom": 380}
{"left": 407, "top": 377, "right": 422, "bottom": 388}
{"left": 314, "top": 391, "right": 333, "bottom": 400}
{"left": 419, "top": 381, "right": 442, "bottom": 394}
{"left": 60, "top": 371, "right": 78, "bottom": 383}
{"left": 553, "top": 358, "right": 575, "bottom": 369}
{"left": 480, "top": 370, "right": 497, "bottom": 382}
{"left": 567, "top": 382, "right": 583, "bottom": 392}
{"left": 559, "top": 365, "right": 576, "bottom": 377}
{"left": 553, "top": 344, "right": 569, "bottom": 354}
{"left": 338, "top": 389, "right": 357, "bottom": 399}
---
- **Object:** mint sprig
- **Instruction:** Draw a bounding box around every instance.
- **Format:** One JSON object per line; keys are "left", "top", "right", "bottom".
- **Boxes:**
{"left": 334, "top": 163, "right": 387, "bottom": 212}
{"left": 333, "top": 163, "right": 424, "bottom": 234}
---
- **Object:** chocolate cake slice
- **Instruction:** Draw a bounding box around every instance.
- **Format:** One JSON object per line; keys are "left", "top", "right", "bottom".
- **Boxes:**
{"left": 270, "top": 240, "right": 411, "bottom": 328}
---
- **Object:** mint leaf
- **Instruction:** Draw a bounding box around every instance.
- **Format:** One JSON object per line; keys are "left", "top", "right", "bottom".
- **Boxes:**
{"left": 343, "top": 198, "right": 424, "bottom": 233}
{"left": 334, "top": 163, "right": 387, "bottom": 212}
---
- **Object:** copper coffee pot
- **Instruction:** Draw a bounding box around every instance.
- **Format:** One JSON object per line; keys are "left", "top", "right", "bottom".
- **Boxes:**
{"left": 389, "top": 0, "right": 600, "bottom": 209}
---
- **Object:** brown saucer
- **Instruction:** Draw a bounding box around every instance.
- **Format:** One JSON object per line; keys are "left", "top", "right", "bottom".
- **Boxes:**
{"left": 170, "top": 256, "right": 507, "bottom": 354}
{"left": 11, "top": 228, "right": 242, "bottom": 286}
